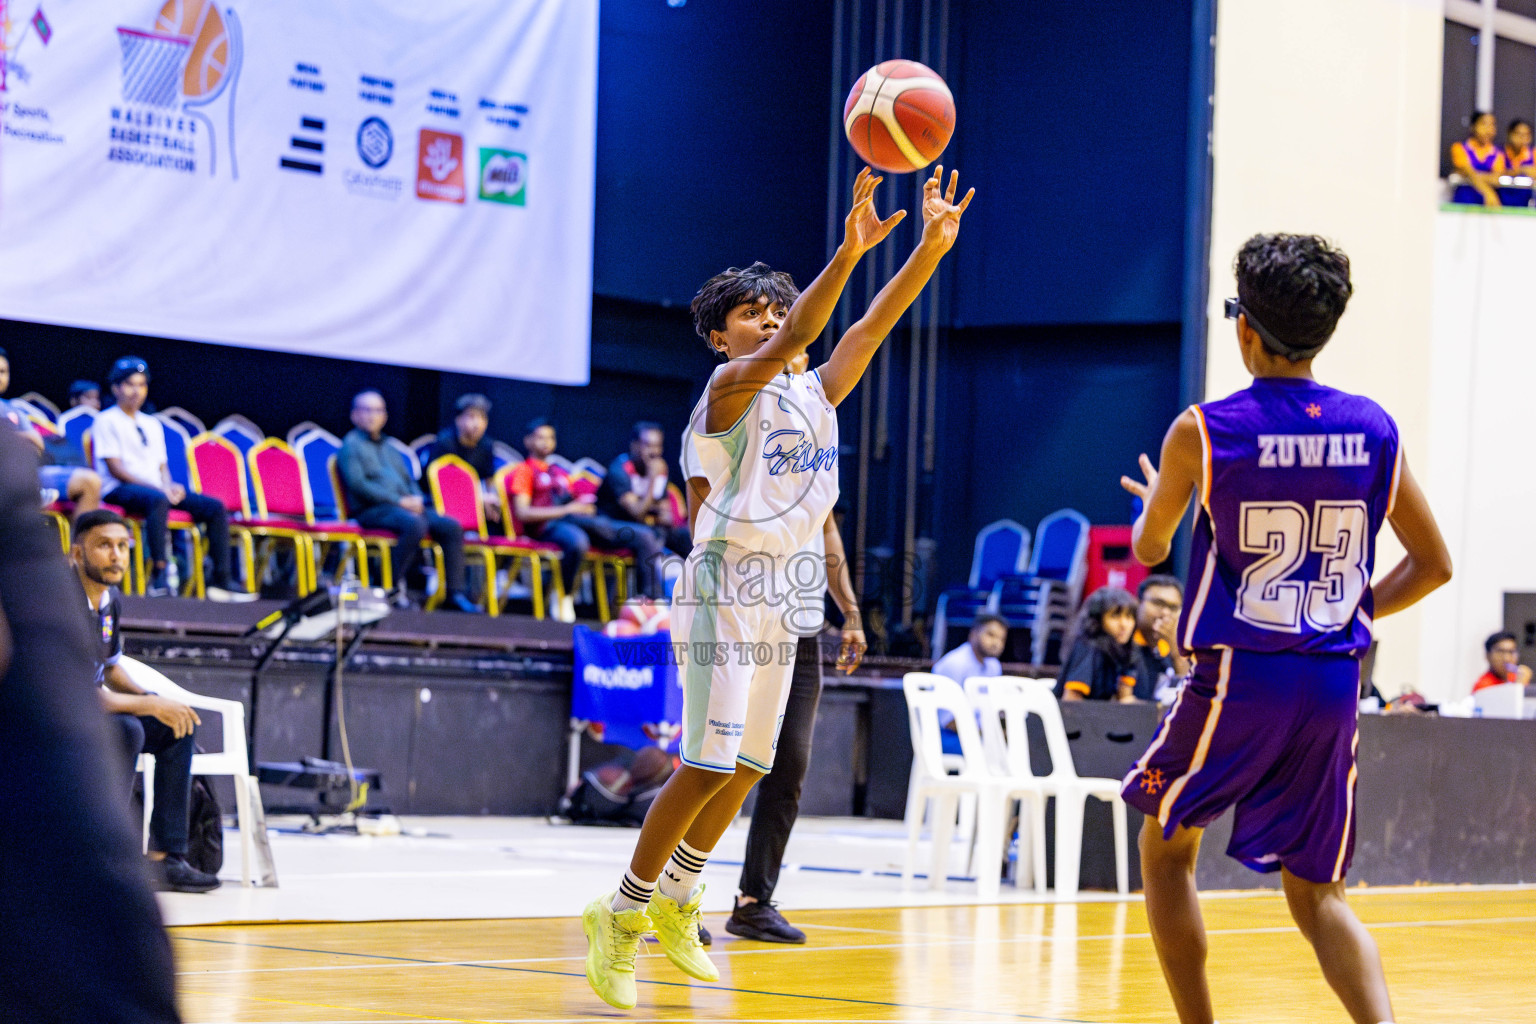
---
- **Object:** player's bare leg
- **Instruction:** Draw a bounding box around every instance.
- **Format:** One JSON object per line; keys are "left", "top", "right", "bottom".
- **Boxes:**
{"left": 1140, "top": 820, "right": 1215, "bottom": 1024}
{"left": 624, "top": 765, "right": 737, "bottom": 881}
{"left": 682, "top": 764, "right": 765, "bottom": 851}
{"left": 1281, "top": 868, "right": 1394, "bottom": 1024}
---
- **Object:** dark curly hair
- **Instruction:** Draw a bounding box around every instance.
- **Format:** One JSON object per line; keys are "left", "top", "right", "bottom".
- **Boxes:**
{"left": 1233, "top": 233, "right": 1353, "bottom": 361}
{"left": 689, "top": 262, "right": 800, "bottom": 357}
{"left": 1066, "top": 586, "right": 1139, "bottom": 665}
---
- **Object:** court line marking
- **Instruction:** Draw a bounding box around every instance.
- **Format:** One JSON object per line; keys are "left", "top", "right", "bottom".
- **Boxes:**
{"left": 171, "top": 935, "right": 1110, "bottom": 1024}
{"left": 171, "top": 914, "right": 1536, "bottom": 978}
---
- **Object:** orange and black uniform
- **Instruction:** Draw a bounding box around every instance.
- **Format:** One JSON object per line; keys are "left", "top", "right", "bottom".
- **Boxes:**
{"left": 1055, "top": 637, "right": 1139, "bottom": 700}
{"left": 1131, "top": 629, "right": 1180, "bottom": 701}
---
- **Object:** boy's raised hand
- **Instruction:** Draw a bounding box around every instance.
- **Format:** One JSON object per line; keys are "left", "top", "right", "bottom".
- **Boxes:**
{"left": 919, "top": 165, "right": 975, "bottom": 253}
{"left": 842, "top": 166, "right": 907, "bottom": 256}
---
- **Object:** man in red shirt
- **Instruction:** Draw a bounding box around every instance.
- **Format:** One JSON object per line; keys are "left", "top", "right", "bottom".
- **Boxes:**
{"left": 1474, "top": 631, "right": 1532, "bottom": 693}
{"left": 507, "top": 419, "right": 664, "bottom": 622}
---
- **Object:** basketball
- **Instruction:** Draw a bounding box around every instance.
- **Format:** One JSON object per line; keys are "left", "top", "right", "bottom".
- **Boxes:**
{"left": 155, "top": 0, "right": 230, "bottom": 98}
{"left": 843, "top": 59, "right": 955, "bottom": 173}
{"left": 617, "top": 597, "right": 669, "bottom": 635}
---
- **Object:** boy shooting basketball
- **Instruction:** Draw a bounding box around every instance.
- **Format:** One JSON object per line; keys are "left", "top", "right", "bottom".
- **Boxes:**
{"left": 1119, "top": 234, "right": 1452, "bottom": 1024}
{"left": 582, "top": 165, "right": 972, "bottom": 1010}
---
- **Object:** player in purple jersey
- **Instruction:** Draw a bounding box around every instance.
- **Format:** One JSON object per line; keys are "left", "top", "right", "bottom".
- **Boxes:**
{"left": 1118, "top": 234, "right": 1452, "bottom": 1024}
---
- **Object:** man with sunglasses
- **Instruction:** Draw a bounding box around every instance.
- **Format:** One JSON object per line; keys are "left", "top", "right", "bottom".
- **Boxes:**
{"left": 92, "top": 357, "right": 255, "bottom": 602}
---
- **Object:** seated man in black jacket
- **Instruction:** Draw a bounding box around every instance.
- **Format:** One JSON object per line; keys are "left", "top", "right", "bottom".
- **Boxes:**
{"left": 595, "top": 421, "right": 691, "bottom": 559}
{"left": 429, "top": 393, "right": 500, "bottom": 525}
{"left": 338, "top": 390, "right": 478, "bottom": 612}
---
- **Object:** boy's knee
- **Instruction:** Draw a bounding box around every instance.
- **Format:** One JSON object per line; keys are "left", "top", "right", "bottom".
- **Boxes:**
{"left": 72, "top": 470, "right": 102, "bottom": 499}
{"left": 1139, "top": 819, "right": 1199, "bottom": 872}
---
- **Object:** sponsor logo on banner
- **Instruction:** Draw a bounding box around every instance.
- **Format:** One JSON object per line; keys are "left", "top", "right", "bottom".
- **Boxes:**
{"left": 345, "top": 115, "right": 402, "bottom": 200}
{"left": 478, "top": 148, "right": 527, "bottom": 206}
{"left": 416, "top": 128, "right": 464, "bottom": 203}
{"left": 0, "top": 1, "right": 66, "bottom": 143}
{"left": 110, "top": 1, "right": 244, "bottom": 177}
{"left": 279, "top": 115, "right": 324, "bottom": 174}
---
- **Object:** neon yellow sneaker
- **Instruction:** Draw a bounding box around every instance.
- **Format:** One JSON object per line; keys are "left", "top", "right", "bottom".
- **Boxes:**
{"left": 647, "top": 885, "right": 719, "bottom": 982}
{"left": 582, "top": 892, "right": 653, "bottom": 1009}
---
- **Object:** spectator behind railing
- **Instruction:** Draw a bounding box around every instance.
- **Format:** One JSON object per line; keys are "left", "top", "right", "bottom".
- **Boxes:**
{"left": 339, "top": 389, "right": 478, "bottom": 613}
{"left": 1505, "top": 119, "right": 1534, "bottom": 177}
{"left": 68, "top": 379, "right": 102, "bottom": 411}
{"left": 429, "top": 393, "right": 501, "bottom": 525}
{"left": 1474, "top": 630, "right": 1532, "bottom": 694}
{"left": 1450, "top": 110, "right": 1507, "bottom": 207}
{"left": 0, "top": 348, "right": 103, "bottom": 523}
{"left": 1056, "top": 585, "right": 1143, "bottom": 703}
{"left": 929, "top": 612, "right": 1008, "bottom": 755}
{"left": 1132, "top": 573, "right": 1188, "bottom": 703}
{"left": 596, "top": 420, "right": 691, "bottom": 560}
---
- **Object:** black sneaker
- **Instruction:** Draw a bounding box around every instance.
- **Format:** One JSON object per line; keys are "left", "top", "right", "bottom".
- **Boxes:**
{"left": 154, "top": 855, "right": 221, "bottom": 893}
{"left": 724, "top": 900, "right": 805, "bottom": 943}
{"left": 697, "top": 921, "right": 712, "bottom": 946}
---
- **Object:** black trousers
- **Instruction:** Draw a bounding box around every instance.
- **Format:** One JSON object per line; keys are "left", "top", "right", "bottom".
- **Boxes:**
{"left": 106, "top": 483, "right": 235, "bottom": 588}
{"left": 114, "top": 713, "right": 195, "bottom": 857}
{"left": 355, "top": 503, "right": 467, "bottom": 596}
{"left": 0, "top": 429, "right": 179, "bottom": 1023}
{"left": 537, "top": 513, "right": 668, "bottom": 599}
{"left": 739, "top": 634, "right": 823, "bottom": 903}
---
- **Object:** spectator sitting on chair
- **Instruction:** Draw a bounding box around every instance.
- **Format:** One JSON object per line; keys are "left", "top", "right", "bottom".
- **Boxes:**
{"left": 339, "top": 390, "right": 478, "bottom": 613}
{"left": 430, "top": 393, "right": 501, "bottom": 524}
{"left": 1474, "top": 631, "right": 1531, "bottom": 693}
{"left": 597, "top": 421, "right": 692, "bottom": 559}
{"left": 1505, "top": 119, "right": 1534, "bottom": 177}
{"left": 1056, "top": 586, "right": 1143, "bottom": 703}
{"left": 1132, "top": 573, "right": 1189, "bottom": 702}
{"left": 1451, "top": 110, "right": 1507, "bottom": 207}
{"left": 70, "top": 509, "right": 220, "bottom": 893}
{"left": 0, "top": 347, "right": 103, "bottom": 522}
{"left": 68, "top": 379, "right": 103, "bottom": 411}
{"left": 93, "top": 357, "right": 253, "bottom": 601}
{"left": 931, "top": 613, "right": 1009, "bottom": 755}
{"left": 509, "top": 418, "right": 667, "bottom": 619}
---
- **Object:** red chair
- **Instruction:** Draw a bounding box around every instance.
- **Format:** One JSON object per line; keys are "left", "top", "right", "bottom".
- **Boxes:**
{"left": 190, "top": 433, "right": 306, "bottom": 596}
{"left": 248, "top": 438, "right": 371, "bottom": 593}
{"left": 328, "top": 454, "right": 446, "bottom": 607}
{"left": 427, "top": 455, "right": 562, "bottom": 619}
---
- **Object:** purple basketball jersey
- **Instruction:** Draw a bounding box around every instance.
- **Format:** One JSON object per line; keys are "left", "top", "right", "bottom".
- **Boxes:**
{"left": 1180, "top": 377, "right": 1402, "bottom": 656}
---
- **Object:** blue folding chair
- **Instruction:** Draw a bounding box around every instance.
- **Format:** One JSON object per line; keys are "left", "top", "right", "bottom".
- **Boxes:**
{"left": 990, "top": 509, "right": 1091, "bottom": 664}
{"left": 931, "top": 519, "right": 1031, "bottom": 657}
{"left": 155, "top": 414, "right": 196, "bottom": 491}
{"left": 294, "top": 429, "right": 343, "bottom": 520}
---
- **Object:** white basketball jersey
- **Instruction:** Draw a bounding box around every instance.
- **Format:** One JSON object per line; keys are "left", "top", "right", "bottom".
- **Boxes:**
{"left": 682, "top": 365, "right": 840, "bottom": 558}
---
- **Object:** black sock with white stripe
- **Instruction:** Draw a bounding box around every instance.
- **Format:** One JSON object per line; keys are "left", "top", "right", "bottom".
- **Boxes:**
{"left": 658, "top": 840, "right": 710, "bottom": 903}
{"left": 612, "top": 870, "right": 656, "bottom": 914}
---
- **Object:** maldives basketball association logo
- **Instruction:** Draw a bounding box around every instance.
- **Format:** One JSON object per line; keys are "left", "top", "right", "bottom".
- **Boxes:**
{"left": 112, "top": 1, "right": 243, "bottom": 177}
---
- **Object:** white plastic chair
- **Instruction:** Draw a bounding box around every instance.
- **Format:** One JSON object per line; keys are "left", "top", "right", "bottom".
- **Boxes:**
{"left": 902, "top": 673, "right": 1043, "bottom": 899}
{"left": 964, "top": 676, "right": 1047, "bottom": 892}
{"left": 1473, "top": 681, "right": 1527, "bottom": 720}
{"left": 118, "top": 656, "right": 264, "bottom": 887}
{"left": 992, "top": 677, "right": 1128, "bottom": 895}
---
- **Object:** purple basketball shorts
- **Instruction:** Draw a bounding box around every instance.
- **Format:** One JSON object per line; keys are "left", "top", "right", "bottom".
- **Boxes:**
{"left": 1121, "top": 647, "right": 1362, "bottom": 883}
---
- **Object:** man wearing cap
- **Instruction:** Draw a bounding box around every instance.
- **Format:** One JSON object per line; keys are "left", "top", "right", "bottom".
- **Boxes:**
{"left": 430, "top": 393, "right": 501, "bottom": 524}
{"left": 68, "top": 380, "right": 103, "bottom": 411}
{"left": 92, "top": 356, "right": 255, "bottom": 602}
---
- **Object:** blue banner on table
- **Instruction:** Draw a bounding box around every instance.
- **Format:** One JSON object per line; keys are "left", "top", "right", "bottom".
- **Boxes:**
{"left": 570, "top": 626, "right": 682, "bottom": 753}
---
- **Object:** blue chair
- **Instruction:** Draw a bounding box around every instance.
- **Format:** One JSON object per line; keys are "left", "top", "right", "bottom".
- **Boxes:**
{"left": 294, "top": 429, "right": 343, "bottom": 520}
{"left": 990, "top": 509, "right": 1091, "bottom": 664}
{"left": 491, "top": 440, "right": 522, "bottom": 472}
{"left": 410, "top": 434, "right": 437, "bottom": 471}
{"left": 931, "top": 519, "right": 1032, "bottom": 657}
{"left": 386, "top": 436, "right": 421, "bottom": 481}
{"left": 59, "top": 406, "right": 97, "bottom": 460}
{"left": 213, "top": 416, "right": 264, "bottom": 510}
{"left": 155, "top": 414, "right": 196, "bottom": 490}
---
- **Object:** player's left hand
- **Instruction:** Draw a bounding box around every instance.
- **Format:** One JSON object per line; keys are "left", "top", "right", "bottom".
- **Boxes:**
{"left": 837, "top": 626, "right": 867, "bottom": 674}
{"left": 1120, "top": 453, "right": 1159, "bottom": 502}
{"left": 919, "top": 165, "right": 975, "bottom": 253}
{"left": 843, "top": 166, "right": 907, "bottom": 255}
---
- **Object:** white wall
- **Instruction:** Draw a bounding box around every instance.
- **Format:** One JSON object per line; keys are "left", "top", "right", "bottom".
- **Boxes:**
{"left": 1423, "top": 212, "right": 1536, "bottom": 694}
{"left": 1206, "top": 0, "right": 1447, "bottom": 696}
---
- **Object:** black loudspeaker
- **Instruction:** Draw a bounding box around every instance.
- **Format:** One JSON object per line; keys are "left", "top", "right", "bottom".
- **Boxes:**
{"left": 1502, "top": 592, "right": 1536, "bottom": 673}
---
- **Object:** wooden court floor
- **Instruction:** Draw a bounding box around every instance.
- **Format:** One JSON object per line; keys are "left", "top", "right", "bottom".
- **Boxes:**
{"left": 172, "top": 888, "right": 1536, "bottom": 1024}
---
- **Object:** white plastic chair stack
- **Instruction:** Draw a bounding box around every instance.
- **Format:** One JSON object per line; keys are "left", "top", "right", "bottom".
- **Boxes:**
{"left": 902, "top": 673, "right": 1043, "bottom": 899}
{"left": 964, "top": 676, "right": 1047, "bottom": 893}
{"left": 1473, "top": 682, "right": 1528, "bottom": 720}
{"left": 119, "top": 656, "right": 272, "bottom": 887}
{"left": 993, "top": 677, "right": 1128, "bottom": 895}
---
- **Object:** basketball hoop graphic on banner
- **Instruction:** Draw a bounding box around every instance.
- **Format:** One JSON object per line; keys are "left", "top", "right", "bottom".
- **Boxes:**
{"left": 115, "top": 1, "right": 243, "bottom": 177}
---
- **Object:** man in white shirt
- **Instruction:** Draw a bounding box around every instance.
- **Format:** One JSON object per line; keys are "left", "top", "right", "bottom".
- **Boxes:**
{"left": 94, "top": 357, "right": 252, "bottom": 601}
{"left": 930, "top": 613, "right": 1009, "bottom": 755}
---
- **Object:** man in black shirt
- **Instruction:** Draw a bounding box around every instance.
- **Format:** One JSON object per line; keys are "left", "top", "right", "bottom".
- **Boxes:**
{"left": 0, "top": 429, "right": 180, "bottom": 1023}
{"left": 71, "top": 509, "right": 220, "bottom": 892}
{"left": 430, "top": 393, "right": 501, "bottom": 524}
{"left": 595, "top": 421, "right": 691, "bottom": 559}
{"left": 1131, "top": 573, "right": 1188, "bottom": 701}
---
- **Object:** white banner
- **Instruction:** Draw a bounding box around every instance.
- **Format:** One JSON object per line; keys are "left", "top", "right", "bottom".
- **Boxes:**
{"left": 0, "top": 0, "right": 596, "bottom": 384}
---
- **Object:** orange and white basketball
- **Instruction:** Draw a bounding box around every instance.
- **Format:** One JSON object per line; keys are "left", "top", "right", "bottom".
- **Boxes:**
{"left": 843, "top": 59, "right": 955, "bottom": 174}
{"left": 155, "top": 0, "right": 229, "bottom": 98}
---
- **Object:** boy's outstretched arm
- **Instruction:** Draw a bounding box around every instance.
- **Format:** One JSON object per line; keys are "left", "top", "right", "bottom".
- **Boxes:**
{"left": 1121, "top": 409, "right": 1203, "bottom": 566}
{"left": 818, "top": 167, "right": 974, "bottom": 407}
{"left": 1371, "top": 453, "right": 1452, "bottom": 617}
{"left": 709, "top": 168, "right": 905, "bottom": 429}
